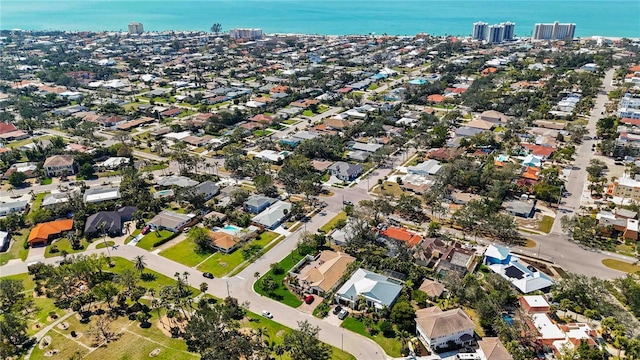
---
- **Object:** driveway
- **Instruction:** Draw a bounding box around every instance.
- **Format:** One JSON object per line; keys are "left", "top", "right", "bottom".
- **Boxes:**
{"left": 297, "top": 294, "right": 324, "bottom": 314}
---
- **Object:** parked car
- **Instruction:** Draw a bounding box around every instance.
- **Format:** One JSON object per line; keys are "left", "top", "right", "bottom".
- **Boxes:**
{"left": 304, "top": 295, "right": 314, "bottom": 304}
{"left": 261, "top": 310, "right": 273, "bottom": 319}
{"left": 337, "top": 309, "right": 348, "bottom": 320}
{"left": 182, "top": 227, "right": 191, "bottom": 234}
{"left": 202, "top": 272, "right": 214, "bottom": 279}
{"left": 343, "top": 200, "right": 354, "bottom": 206}
{"left": 141, "top": 225, "right": 151, "bottom": 235}
{"left": 332, "top": 305, "right": 343, "bottom": 315}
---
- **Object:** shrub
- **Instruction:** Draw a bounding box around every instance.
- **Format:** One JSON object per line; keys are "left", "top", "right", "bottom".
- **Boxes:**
{"left": 49, "top": 245, "right": 59, "bottom": 254}
{"left": 379, "top": 320, "right": 395, "bottom": 338}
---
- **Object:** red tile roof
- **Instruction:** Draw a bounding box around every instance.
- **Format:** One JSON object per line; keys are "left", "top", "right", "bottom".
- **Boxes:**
{"left": 0, "top": 122, "right": 18, "bottom": 135}
{"left": 380, "top": 227, "right": 422, "bottom": 248}
{"left": 521, "top": 143, "right": 556, "bottom": 158}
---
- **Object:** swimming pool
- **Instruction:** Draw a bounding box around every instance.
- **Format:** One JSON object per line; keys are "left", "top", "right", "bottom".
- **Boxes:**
{"left": 502, "top": 314, "right": 514, "bottom": 325}
{"left": 408, "top": 79, "right": 427, "bottom": 85}
{"left": 154, "top": 189, "right": 174, "bottom": 198}
{"left": 213, "top": 224, "right": 243, "bottom": 236}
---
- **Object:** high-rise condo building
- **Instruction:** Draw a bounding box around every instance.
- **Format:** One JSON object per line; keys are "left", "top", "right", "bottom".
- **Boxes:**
{"left": 472, "top": 22, "right": 488, "bottom": 41}
{"left": 472, "top": 21, "right": 515, "bottom": 43}
{"left": 128, "top": 22, "right": 144, "bottom": 35}
{"left": 533, "top": 21, "right": 576, "bottom": 40}
{"left": 487, "top": 25, "right": 504, "bottom": 44}
{"left": 230, "top": 28, "right": 264, "bottom": 40}
{"left": 501, "top": 21, "right": 515, "bottom": 41}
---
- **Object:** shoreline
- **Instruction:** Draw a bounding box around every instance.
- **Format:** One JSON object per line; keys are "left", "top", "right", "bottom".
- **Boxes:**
{"left": 2, "top": 28, "right": 638, "bottom": 42}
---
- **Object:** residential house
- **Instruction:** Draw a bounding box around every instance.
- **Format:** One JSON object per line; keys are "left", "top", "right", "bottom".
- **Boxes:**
{"left": 477, "top": 337, "right": 514, "bottom": 360}
{"left": 415, "top": 307, "right": 476, "bottom": 349}
{"left": 84, "top": 206, "right": 136, "bottom": 237}
{"left": 415, "top": 237, "right": 450, "bottom": 267}
{"left": 504, "top": 200, "right": 535, "bottom": 218}
{"left": 436, "top": 244, "right": 477, "bottom": 275}
{"left": 0, "top": 199, "right": 29, "bottom": 216}
{"left": 334, "top": 268, "right": 403, "bottom": 312}
{"left": 192, "top": 181, "right": 220, "bottom": 200}
{"left": 244, "top": 195, "right": 278, "bottom": 214}
{"left": 252, "top": 201, "right": 292, "bottom": 229}
{"left": 157, "top": 175, "right": 199, "bottom": 188}
{"left": 0, "top": 231, "right": 9, "bottom": 253}
{"left": 28, "top": 219, "right": 73, "bottom": 247}
{"left": 484, "top": 245, "right": 554, "bottom": 293}
{"left": 42, "top": 191, "right": 75, "bottom": 208}
{"left": 208, "top": 231, "right": 241, "bottom": 254}
{"left": 519, "top": 295, "right": 551, "bottom": 313}
{"left": 480, "top": 110, "right": 509, "bottom": 123}
{"left": 407, "top": 160, "right": 442, "bottom": 176}
{"left": 160, "top": 107, "right": 182, "bottom": 117}
{"left": 328, "top": 161, "right": 363, "bottom": 182}
{"left": 379, "top": 226, "right": 423, "bottom": 249}
{"left": 418, "top": 279, "right": 446, "bottom": 299}
{"left": 44, "top": 155, "right": 75, "bottom": 177}
{"left": 147, "top": 210, "right": 196, "bottom": 232}
{"left": 83, "top": 187, "right": 121, "bottom": 204}
{"left": 292, "top": 250, "right": 356, "bottom": 295}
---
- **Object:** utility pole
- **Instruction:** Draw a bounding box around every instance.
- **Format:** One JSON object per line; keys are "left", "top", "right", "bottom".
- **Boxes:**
{"left": 226, "top": 281, "right": 230, "bottom": 297}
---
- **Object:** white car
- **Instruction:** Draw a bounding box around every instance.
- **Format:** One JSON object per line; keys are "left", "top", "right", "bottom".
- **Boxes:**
{"left": 261, "top": 310, "right": 273, "bottom": 319}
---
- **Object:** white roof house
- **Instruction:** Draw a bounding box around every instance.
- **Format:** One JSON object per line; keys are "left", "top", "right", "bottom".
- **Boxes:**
{"left": 335, "top": 268, "right": 403, "bottom": 311}
{"left": 83, "top": 187, "right": 121, "bottom": 204}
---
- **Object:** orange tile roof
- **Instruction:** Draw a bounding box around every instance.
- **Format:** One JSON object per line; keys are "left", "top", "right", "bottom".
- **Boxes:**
{"left": 427, "top": 94, "right": 445, "bottom": 103}
{"left": 28, "top": 219, "right": 73, "bottom": 244}
{"left": 208, "top": 231, "right": 239, "bottom": 250}
{"left": 381, "top": 227, "right": 422, "bottom": 248}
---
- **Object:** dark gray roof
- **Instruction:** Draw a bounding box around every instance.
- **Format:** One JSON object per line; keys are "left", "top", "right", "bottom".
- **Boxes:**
{"left": 85, "top": 211, "right": 122, "bottom": 234}
{"left": 194, "top": 181, "right": 220, "bottom": 197}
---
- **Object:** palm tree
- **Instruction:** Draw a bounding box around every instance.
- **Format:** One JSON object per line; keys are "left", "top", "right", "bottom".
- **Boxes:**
{"left": 134, "top": 255, "right": 146, "bottom": 275}
{"left": 199, "top": 282, "right": 208, "bottom": 294}
{"left": 210, "top": 23, "right": 222, "bottom": 35}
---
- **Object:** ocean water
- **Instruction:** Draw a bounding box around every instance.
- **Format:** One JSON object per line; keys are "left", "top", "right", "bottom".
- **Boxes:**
{"left": 1, "top": 0, "right": 639, "bottom": 38}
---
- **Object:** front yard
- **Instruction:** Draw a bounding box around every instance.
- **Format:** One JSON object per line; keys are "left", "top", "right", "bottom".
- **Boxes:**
{"left": 341, "top": 317, "right": 403, "bottom": 357}
{"left": 44, "top": 238, "right": 91, "bottom": 258}
{"left": 253, "top": 250, "right": 306, "bottom": 307}
{"left": 319, "top": 212, "right": 347, "bottom": 233}
{"left": 0, "top": 229, "right": 30, "bottom": 265}
{"left": 195, "top": 231, "right": 280, "bottom": 277}
{"left": 160, "top": 239, "right": 211, "bottom": 267}
{"left": 136, "top": 230, "right": 176, "bottom": 251}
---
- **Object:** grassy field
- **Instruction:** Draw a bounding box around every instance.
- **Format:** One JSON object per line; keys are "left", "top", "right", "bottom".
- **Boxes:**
{"left": 44, "top": 238, "right": 91, "bottom": 258}
{"left": 320, "top": 212, "right": 347, "bottom": 233}
{"left": 196, "top": 231, "right": 280, "bottom": 277}
{"left": 41, "top": 178, "right": 52, "bottom": 185}
{"left": 29, "top": 192, "right": 47, "bottom": 213}
{"left": 253, "top": 250, "right": 305, "bottom": 307}
{"left": 136, "top": 230, "right": 175, "bottom": 250}
{"left": 95, "top": 240, "right": 115, "bottom": 249}
{"left": 0, "top": 230, "right": 30, "bottom": 265}
{"left": 538, "top": 215, "right": 554, "bottom": 233}
{"left": 160, "top": 238, "right": 212, "bottom": 267}
{"left": 375, "top": 181, "right": 404, "bottom": 198}
{"left": 341, "top": 317, "right": 402, "bottom": 357}
{"left": 602, "top": 259, "right": 640, "bottom": 273}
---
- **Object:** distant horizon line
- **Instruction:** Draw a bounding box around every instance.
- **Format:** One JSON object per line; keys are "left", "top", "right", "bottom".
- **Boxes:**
{"left": 3, "top": 28, "right": 638, "bottom": 41}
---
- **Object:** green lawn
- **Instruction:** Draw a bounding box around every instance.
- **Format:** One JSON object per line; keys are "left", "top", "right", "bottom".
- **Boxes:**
{"left": 44, "top": 238, "right": 91, "bottom": 258}
{"left": 538, "top": 215, "right": 554, "bottom": 233}
{"left": 253, "top": 129, "right": 273, "bottom": 137}
{"left": 242, "top": 311, "right": 355, "bottom": 360}
{"left": 108, "top": 257, "right": 194, "bottom": 290}
{"left": 253, "top": 250, "right": 305, "bottom": 307}
{"left": 196, "top": 231, "right": 280, "bottom": 277}
{"left": 125, "top": 229, "right": 141, "bottom": 245}
{"left": 160, "top": 238, "right": 212, "bottom": 267}
{"left": 282, "top": 119, "right": 299, "bottom": 125}
{"left": 141, "top": 163, "right": 169, "bottom": 171}
{"left": 374, "top": 181, "right": 404, "bottom": 198}
{"left": 29, "top": 192, "right": 47, "bottom": 213}
{"left": 303, "top": 110, "right": 314, "bottom": 116}
{"left": 41, "top": 178, "right": 52, "bottom": 185}
{"left": 320, "top": 212, "right": 347, "bottom": 233}
{"left": 602, "top": 259, "right": 640, "bottom": 273}
{"left": 96, "top": 240, "right": 115, "bottom": 249}
{"left": 341, "top": 317, "right": 403, "bottom": 357}
{"left": 136, "top": 229, "right": 175, "bottom": 250}
{"left": 0, "top": 230, "right": 30, "bottom": 265}
{"left": 367, "top": 84, "right": 380, "bottom": 91}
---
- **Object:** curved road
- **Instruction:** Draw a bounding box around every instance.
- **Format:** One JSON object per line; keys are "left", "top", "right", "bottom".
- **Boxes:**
{"left": 0, "top": 215, "right": 388, "bottom": 360}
